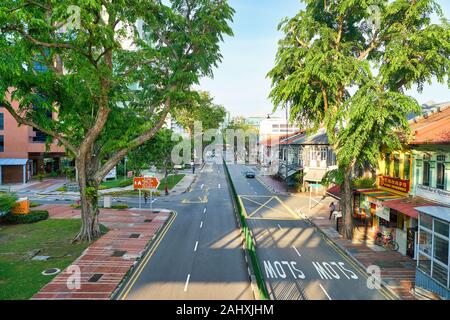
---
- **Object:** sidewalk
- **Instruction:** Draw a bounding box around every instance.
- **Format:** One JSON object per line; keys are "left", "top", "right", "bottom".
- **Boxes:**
{"left": 169, "top": 173, "right": 196, "bottom": 195}
{"left": 32, "top": 205, "right": 171, "bottom": 300}
{"left": 258, "top": 174, "right": 417, "bottom": 300}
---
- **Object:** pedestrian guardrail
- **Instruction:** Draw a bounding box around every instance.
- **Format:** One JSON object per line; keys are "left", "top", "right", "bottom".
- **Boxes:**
{"left": 223, "top": 160, "right": 269, "bottom": 300}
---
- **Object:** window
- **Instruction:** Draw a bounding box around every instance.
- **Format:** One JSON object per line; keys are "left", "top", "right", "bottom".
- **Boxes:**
{"left": 394, "top": 155, "right": 400, "bottom": 178}
{"left": 404, "top": 155, "right": 411, "bottom": 180}
{"left": 385, "top": 154, "right": 391, "bottom": 175}
{"left": 422, "top": 158, "right": 431, "bottom": 187}
{"left": 0, "top": 113, "right": 3, "bottom": 130}
{"left": 418, "top": 214, "right": 450, "bottom": 289}
{"left": 418, "top": 229, "right": 432, "bottom": 255}
{"left": 436, "top": 155, "right": 446, "bottom": 190}
{"left": 433, "top": 236, "right": 449, "bottom": 265}
{"left": 435, "top": 220, "right": 449, "bottom": 238}
{"left": 320, "top": 147, "right": 327, "bottom": 161}
{"left": 418, "top": 254, "right": 432, "bottom": 276}
{"left": 0, "top": 135, "right": 3, "bottom": 152}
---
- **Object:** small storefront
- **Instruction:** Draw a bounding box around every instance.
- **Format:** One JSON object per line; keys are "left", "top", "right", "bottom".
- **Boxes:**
{"left": 415, "top": 206, "right": 450, "bottom": 299}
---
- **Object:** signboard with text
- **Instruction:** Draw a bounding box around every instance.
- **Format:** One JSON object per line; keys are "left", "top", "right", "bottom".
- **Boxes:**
{"left": 379, "top": 176, "right": 410, "bottom": 194}
{"left": 133, "top": 177, "right": 160, "bottom": 190}
{"left": 416, "top": 184, "right": 450, "bottom": 206}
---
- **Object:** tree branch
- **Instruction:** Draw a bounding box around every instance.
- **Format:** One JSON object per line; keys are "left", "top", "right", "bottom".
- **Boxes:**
{"left": 94, "top": 93, "right": 173, "bottom": 183}
{"left": 2, "top": 94, "right": 77, "bottom": 155}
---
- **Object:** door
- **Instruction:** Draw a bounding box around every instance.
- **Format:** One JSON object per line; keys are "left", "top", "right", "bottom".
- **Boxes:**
{"left": 407, "top": 227, "right": 418, "bottom": 258}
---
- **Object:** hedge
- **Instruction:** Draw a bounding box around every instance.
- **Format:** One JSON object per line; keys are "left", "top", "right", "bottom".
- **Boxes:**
{"left": 3, "top": 210, "right": 49, "bottom": 224}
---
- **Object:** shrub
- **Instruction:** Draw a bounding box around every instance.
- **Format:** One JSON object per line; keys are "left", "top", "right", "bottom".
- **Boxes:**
{"left": 353, "top": 177, "right": 376, "bottom": 189}
{"left": 111, "top": 204, "right": 128, "bottom": 210}
{"left": 3, "top": 210, "right": 49, "bottom": 224}
{"left": 0, "top": 193, "right": 18, "bottom": 214}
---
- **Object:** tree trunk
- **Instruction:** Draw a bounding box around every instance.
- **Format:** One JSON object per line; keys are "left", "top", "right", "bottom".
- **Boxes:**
{"left": 341, "top": 163, "right": 354, "bottom": 240}
{"left": 73, "top": 155, "right": 101, "bottom": 243}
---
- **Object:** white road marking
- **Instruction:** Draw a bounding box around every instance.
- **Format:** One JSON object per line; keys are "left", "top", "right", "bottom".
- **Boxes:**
{"left": 184, "top": 274, "right": 191, "bottom": 292}
{"left": 319, "top": 284, "right": 332, "bottom": 300}
{"left": 203, "top": 208, "right": 207, "bottom": 213}
{"left": 218, "top": 183, "right": 221, "bottom": 189}
{"left": 200, "top": 221, "right": 203, "bottom": 229}
{"left": 200, "top": 184, "right": 204, "bottom": 189}
{"left": 151, "top": 198, "right": 157, "bottom": 204}
{"left": 194, "top": 241, "right": 199, "bottom": 252}
{"left": 277, "top": 224, "right": 283, "bottom": 231}
{"left": 292, "top": 246, "right": 301, "bottom": 257}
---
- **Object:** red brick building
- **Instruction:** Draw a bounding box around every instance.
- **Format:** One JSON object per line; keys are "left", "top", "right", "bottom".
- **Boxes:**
{"left": 0, "top": 90, "right": 66, "bottom": 184}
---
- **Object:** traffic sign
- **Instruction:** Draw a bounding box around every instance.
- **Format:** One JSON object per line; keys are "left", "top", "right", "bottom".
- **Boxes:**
{"left": 143, "top": 177, "right": 160, "bottom": 189}
{"left": 133, "top": 177, "right": 145, "bottom": 189}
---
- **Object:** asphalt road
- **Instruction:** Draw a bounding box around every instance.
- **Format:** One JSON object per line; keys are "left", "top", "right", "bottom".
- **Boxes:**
{"left": 115, "top": 161, "right": 253, "bottom": 300}
{"left": 227, "top": 163, "right": 392, "bottom": 300}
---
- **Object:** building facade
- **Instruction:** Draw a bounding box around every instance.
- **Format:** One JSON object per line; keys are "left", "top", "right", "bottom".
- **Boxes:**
{"left": 0, "top": 91, "right": 66, "bottom": 184}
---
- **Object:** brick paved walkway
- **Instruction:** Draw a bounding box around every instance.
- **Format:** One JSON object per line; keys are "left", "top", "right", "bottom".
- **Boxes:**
{"left": 32, "top": 205, "right": 170, "bottom": 300}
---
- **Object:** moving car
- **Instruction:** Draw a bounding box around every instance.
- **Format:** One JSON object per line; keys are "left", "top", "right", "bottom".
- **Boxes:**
{"left": 245, "top": 171, "right": 256, "bottom": 178}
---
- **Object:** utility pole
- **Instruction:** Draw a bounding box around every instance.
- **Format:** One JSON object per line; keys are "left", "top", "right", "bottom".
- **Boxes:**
{"left": 286, "top": 104, "right": 289, "bottom": 193}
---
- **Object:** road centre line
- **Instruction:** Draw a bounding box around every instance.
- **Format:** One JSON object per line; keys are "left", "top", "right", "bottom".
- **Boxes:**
{"left": 194, "top": 241, "right": 199, "bottom": 252}
{"left": 200, "top": 221, "right": 203, "bottom": 228}
{"left": 201, "top": 184, "right": 204, "bottom": 189}
{"left": 203, "top": 208, "right": 207, "bottom": 213}
{"left": 184, "top": 274, "right": 191, "bottom": 292}
{"left": 292, "top": 246, "right": 302, "bottom": 257}
{"left": 319, "top": 284, "right": 332, "bottom": 300}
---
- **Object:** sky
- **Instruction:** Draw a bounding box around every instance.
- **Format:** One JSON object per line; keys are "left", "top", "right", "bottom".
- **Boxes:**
{"left": 198, "top": 0, "right": 450, "bottom": 118}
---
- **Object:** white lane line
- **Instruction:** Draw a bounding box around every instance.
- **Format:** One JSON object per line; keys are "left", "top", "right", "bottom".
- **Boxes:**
{"left": 184, "top": 274, "right": 191, "bottom": 292}
{"left": 151, "top": 198, "right": 157, "bottom": 204}
{"left": 201, "top": 184, "right": 204, "bottom": 189}
{"left": 319, "top": 284, "right": 332, "bottom": 300}
{"left": 277, "top": 224, "right": 283, "bottom": 231}
{"left": 203, "top": 208, "right": 207, "bottom": 214}
{"left": 194, "top": 241, "right": 199, "bottom": 252}
{"left": 200, "top": 221, "right": 203, "bottom": 229}
{"left": 292, "top": 246, "right": 301, "bottom": 257}
{"left": 218, "top": 183, "right": 221, "bottom": 189}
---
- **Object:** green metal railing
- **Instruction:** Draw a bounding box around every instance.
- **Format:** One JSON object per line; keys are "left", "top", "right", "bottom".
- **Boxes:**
{"left": 223, "top": 161, "right": 269, "bottom": 300}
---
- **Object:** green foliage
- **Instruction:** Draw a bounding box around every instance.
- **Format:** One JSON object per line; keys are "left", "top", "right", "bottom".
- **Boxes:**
{"left": 111, "top": 204, "right": 129, "bottom": 210}
{"left": 172, "top": 91, "right": 227, "bottom": 135}
{"left": 0, "top": 192, "right": 18, "bottom": 214}
{"left": 3, "top": 210, "right": 49, "bottom": 224}
{"left": 353, "top": 177, "right": 376, "bottom": 189}
{"left": 99, "top": 178, "right": 133, "bottom": 190}
{"left": 321, "top": 169, "right": 345, "bottom": 187}
{"left": 269, "top": 0, "right": 450, "bottom": 168}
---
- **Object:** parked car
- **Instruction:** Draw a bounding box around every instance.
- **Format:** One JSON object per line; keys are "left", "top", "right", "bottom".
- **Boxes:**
{"left": 245, "top": 171, "right": 256, "bottom": 178}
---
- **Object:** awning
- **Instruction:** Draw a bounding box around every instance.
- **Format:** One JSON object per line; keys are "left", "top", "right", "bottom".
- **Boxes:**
{"left": 415, "top": 206, "right": 450, "bottom": 223}
{"left": 327, "top": 185, "right": 341, "bottom": 200}
{"left": 0, "top": 158, "right": 28, "bottom": 166}
{"left": 357, "top": 189, "right": 403, "bottom": 202}
{"left": 303, "top": 168, "right": 327, "bottom": 182}
{"left": 382, "top": 197, "right": 436, "bottom": 219}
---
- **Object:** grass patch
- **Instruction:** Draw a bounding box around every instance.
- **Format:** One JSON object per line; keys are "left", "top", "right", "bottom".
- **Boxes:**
{"left": 56, "top": 186, "right": 67, "bottom": 192}
{"left": 29, "top": 202, "right": 41, "bottom": 208}
{"left": 157, "top": 174, "right": 185, "bottom": 191}
{"left": 0, "top": 219, "right": 108, "bottom": 300}
{"left": 99, "top": 178, "right": 133, "bottom": 190}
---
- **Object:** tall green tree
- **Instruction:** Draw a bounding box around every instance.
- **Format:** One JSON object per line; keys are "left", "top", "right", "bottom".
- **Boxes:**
{"left": 172, "top": 90, "right": 227, "bottom": 136}
{"left": 0, "top": 0, "right": 234, "bottom": 242}
{"left": 269, "top": 0, "right": 450, "bottom": 239}
{"left": 127, "top": 128, "right": 178, "bottom": 189}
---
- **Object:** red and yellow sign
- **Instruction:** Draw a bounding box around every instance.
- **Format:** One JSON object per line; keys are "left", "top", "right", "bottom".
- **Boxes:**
{"left": 379, "top": 176, "right": 410, "bottom": 194}
{"left": 133, "top": 177, "right": 160, "bottom": 190}
{"left": 12, "top": 200, "right": 30, "bottom": 215}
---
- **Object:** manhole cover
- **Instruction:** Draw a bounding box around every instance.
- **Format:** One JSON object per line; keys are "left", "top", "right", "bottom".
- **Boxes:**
{"left": 42, "top": 268, "right": 61, "bottom": 276}
{"left": 88, "top": 274, "right": 103, "bottom": 283}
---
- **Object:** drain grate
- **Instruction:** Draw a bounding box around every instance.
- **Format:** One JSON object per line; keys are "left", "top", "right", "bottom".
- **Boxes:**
{"left": 112, "top": 250, "right": 127, "bottom": 257}
{"left": 144, "top": 219, "right": 152, "bottom": 223}
{"left": 129, "top": 234, "right": 141, "bottom": 239}
{"left": 88, "top": 274, "right": 103, "bottom": 283}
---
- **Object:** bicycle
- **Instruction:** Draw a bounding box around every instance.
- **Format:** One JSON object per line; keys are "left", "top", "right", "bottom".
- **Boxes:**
{"left": 374, "top": 232, "right": 399, "bottom": 251}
